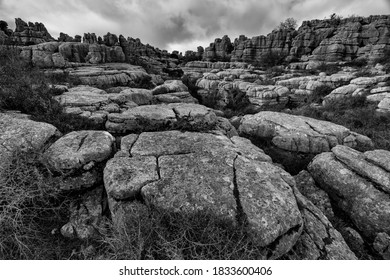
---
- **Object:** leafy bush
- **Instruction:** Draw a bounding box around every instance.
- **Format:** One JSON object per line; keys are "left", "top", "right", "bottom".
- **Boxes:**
{"left": 275, "top": 17, "right": 298, "bottom": 31}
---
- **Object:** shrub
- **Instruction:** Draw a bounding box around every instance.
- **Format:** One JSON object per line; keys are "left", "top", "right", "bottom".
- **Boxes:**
{"left": 308, "top": 84, "right": 334, "bottom": 104}
{"left": 316, "top": 62, "right": 340, "bottom": 75}
{"left": 344, "top": 58, "right": 368, "bottom": 68}
{"left": 259, "top": 51, "right": 288, "bottom": 68}
{"left": 373, "top": 48, "right": 390, "bottom": 65}
{"left": 0, "top": 149, "right": 79, "bottom": 259}
{"left": 0, "top": 47, "right": 102, "bottom": 133}
{"left": 291, "top": 95, "right": 390, "bottom": 150}
{"left": 275, "top": 18, "right": 298, "bottom": 31}
{"left": 98, "top": 206, "right": 268, "bottom": 260}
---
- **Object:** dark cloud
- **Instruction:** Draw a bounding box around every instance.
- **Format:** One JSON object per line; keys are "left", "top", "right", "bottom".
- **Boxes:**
{"left": 155, "top": 14, "right": 195, "bottom": 46}
{"left": 0, "top": 0, "right": 389, "bottom": 52}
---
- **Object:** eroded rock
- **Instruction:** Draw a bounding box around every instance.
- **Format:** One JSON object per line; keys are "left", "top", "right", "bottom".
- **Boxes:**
{"left": 104, "top": 130, "right": 303, "bottom": 259}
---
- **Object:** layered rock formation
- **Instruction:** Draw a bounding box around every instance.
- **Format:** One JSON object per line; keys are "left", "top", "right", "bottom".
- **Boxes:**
{"left": 192, "top": 15, "right": 390, "bottom": 64}
{"left": 10, "top": 18, "right": 55, "bottom": 45}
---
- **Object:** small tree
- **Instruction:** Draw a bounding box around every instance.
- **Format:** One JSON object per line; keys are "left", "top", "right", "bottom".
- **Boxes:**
{"left": 276, "top": 18, "right": 297, "bottom": 30}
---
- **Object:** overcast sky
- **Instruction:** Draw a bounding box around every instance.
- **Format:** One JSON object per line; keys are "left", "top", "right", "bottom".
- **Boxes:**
{"left": 1, "top": 0, "right": 389, "bottom": 53}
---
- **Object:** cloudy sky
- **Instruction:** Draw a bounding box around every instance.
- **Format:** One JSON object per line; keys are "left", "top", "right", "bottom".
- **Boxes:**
{"left": 1, "top": 0, "right": 389, "bottom": 53}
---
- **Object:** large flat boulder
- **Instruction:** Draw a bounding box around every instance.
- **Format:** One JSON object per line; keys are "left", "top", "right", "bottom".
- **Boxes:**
{"left": 105, "top": 103, "right": 218, "bottom": 134}
{"left": 238, "top": 111, "right": 373, "bottom": 173}
{"left": 104, "top": 130, "right": 303, "bottom": 259}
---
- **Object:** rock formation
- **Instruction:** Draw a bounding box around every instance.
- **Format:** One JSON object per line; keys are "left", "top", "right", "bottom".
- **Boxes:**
{"left": 308, "top": 145, "right": 390, "bottom": 258}
{"left": 193, "top": 15, "right": 390, "bottom": 64}
{"left": 6, "top": 18, "right": 54, "bottom": 45}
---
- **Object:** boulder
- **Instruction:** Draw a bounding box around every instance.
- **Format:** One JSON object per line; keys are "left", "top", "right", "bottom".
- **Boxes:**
{"left": 285, "top": 186, "right": 357, "bottom": 259}
{"left": 43, "top": 130, "right": 115, "bottom": 172}
{"left": 104, "top": 130, "right": 303, "bottom": 259}
{"left": 105, "top": 103, "right": 218, "bottom": 134}
{"left": 151, "top": 80, "right": 189, "bottom": 95}
{"left": 0, "top": 113, "right": 59, "bottom": 171}
{"left": 238, "top": 112, "right": 373, "bottom": 172}
{"left": 308, "top": 145, "right": 390, "bottom": 242}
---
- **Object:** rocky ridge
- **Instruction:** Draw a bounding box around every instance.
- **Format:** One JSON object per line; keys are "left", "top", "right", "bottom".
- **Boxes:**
{"left": 195, "top": 15, "right": 390, "bottom": 64}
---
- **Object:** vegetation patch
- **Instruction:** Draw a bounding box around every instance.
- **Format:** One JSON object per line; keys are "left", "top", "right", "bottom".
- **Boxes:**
{"left": 0, "top": 47, "right": 102, "bottom": 133}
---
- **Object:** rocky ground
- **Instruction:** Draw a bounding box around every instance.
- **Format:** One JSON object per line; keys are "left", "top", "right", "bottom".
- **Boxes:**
{"left": 1, "top": 15, "right": 390, "bottom": 260}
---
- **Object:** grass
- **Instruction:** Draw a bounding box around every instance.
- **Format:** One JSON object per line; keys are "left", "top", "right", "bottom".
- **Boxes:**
{"left": 0, "top": 149, "right": 81, "bottom": 259}
{"left": 0, "top": 149, "right": 269, "bottom": 260}
{"left": 291, "top": 95, "right": 390, "bottom": 150}
{"left": 98, "top": 205, "right": 268, "bottom": 260}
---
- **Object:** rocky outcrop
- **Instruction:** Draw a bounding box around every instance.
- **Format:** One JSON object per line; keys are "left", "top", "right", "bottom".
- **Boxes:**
{"left": 238, "top": 111, "right": 373, "bottom": 173}
{"left": 104, "top": 130, "right": 303, "bottom": 259}
{"left": 105, "top": 103, "right": 218, "bottom": 134}
{"left": 42, "top": 130, "right": 115, "bottom": 239}
{"left": 58, "top": 32, "right": 82, "bottom": 43}
{"left": 64, "top": 64, "right": 150, "bottom": 87}
{"left": 308, "top": 145, "right": 390, "bottom": 258}
{"left": 203, "top": 35, "right": 234, "bottom": 61}
{"left": 195, "top": 15, "right": 390, "bottom": 64}
{"left": 10, "top": 18, "right": 54, "bottom": 45}
{"left": 231, "top": 29, "right": 297, "bottom": 63}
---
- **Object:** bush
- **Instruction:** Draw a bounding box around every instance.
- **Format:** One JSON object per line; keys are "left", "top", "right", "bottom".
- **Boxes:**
{"left": 0, "top": 47, "right": 102, "bottom": 133}
{"left": 308, "top": 84, "right": 334, "bottom": 104}
{"left": 98, "top": 205, "right": 268, "bottom": 260}
{"left": 316, "top": 62, "right": 340, "bottom": 75}
{"left": 291, "top": 95, "right": 390, "bottom": 150}
{"left": 258, "top": 51, "right": 287, "bottom": 68}
{"left": 0, "top": 150, "right": 79, "bottom": 259}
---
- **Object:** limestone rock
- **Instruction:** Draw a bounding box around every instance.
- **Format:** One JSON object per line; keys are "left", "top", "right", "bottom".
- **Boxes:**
{"left": 105, "top": 103, "right": 217, "bottom": 134}
{"left": 44, "top": 130, "right": 115, "bottom": 172}
{"left": 118, "top": 88, "right": 153, "bottom": 105}
{"left": 294, "top": 171, "right": 334, "bottom": 220}
{"left": 308, "top": 145, "right": 390, "bottom": 241}
{"left": 67, "top": 64, "right": 151, "bottom": 88}
{"left": 285, "top": 186, "right": 357, "bottom": 260}
{"left": 154, "top": 91, "right": 198, "bottom": 104}
{"left": 238, "top": 111, "right": 373, "bottom": 154}
{"left": 151, "top": 80, "right": 189, "bottom": 95}
{"left": 104, "top": 130, "right": 303, "bottom": 259}
{"left": 61, "top": 186, "right": 106, "bottom": 240}
{"left": 373, "top": 232, "right": 390, "bottom": 259}
{"left": 0, "top": 113, "right": 59, "bottom": 171}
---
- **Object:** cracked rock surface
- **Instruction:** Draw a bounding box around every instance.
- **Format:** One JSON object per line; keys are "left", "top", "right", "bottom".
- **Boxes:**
{"left": 0, "top": 112, "right": 59, "bottom": 172}
{"left": 104, "top": 130, "right": 303, "bottom": 259}
{"left": 105, "top": 103, "right": 218, "bottom": 134}
{"left": 308, "top": 145, "right": 390, "bottom": 242}
{"left": 44, "top": 130, "right": 115, "bottom": 172}
{"left": 238, "top": 111, "right": 373, "bottom": 154}
{"left": 286, "top": 186, "right": 357, "bottom": 260}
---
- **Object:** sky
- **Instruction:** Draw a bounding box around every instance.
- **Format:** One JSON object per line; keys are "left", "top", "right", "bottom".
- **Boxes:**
{"left": 1, "top": 0, "right": 390, "bottom": 53}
